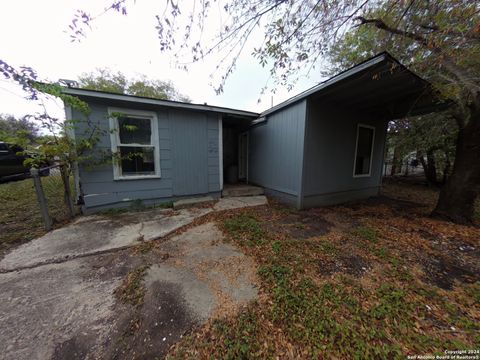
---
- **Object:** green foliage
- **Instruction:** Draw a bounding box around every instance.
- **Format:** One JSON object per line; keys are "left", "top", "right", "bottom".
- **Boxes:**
{"left": 326, "top": 1, "right": 477, "bottom": 183}
{"left": 223, "top": 214, "right": 266, "bottom": 245}
{"left": 210, "top": 310, "right": 263, "bottom": 359}
{"left": 0, "top": 114, "right": 39, "bottom": 143}
{"left": 318, "top": 239, "right": 338, "bottom": 255}
{"left": 258, "top": 263, "right": 291, "bottom": 283}
{"left": 0, "top": 82, "right": 104, "bottom": 171}
{"left": 352, "top": 225, "right": 378, "bottom": 243}
{"left": 0, "top": 176, "right": 72, "bottom": 255}
{"left": 268, "top": 275, "right": 407, "bottom": 358}
{"left": 271, "top": 240, "right": 282, "bottom": 254}
{"left": 370, "top": 284, "right": 410, "bottom": 320}
{"left": 78, "top": 69, "right": 191, "bottom": 102}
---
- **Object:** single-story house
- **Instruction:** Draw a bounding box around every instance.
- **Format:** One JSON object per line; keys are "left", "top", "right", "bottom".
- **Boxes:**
{"left": 63, "top": 52, "right": 443, "bottom": 213}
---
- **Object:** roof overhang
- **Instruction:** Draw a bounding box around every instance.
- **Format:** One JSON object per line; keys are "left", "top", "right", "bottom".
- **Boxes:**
{"left": 261, "top": 52, "right": 449, "bottom": 119}
{"left": 61, "top": 87, "right": 259, "bottom": 118}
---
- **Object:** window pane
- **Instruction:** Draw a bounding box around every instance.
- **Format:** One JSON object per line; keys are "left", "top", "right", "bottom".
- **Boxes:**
{"left": 118, "top": 117, "right": 151, "bottom": 145}
{"left": 354, "top": 127, "right": 374, "bottom": 175}
{"left": 119, "top": 146, "right": 155, "bottom": 176}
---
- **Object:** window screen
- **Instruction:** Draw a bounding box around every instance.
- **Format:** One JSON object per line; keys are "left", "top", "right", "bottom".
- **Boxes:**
{"left": 354, "top": 126, "right": 374, "bottom": 176}
{"left": 111, "top": 114, "right": 158, "bottom": 178}
{"left": 118, "top": 117, "right": 151, "bottom": 145}
{"left": 119, "top": 146, "right": 155, "bottom": 175}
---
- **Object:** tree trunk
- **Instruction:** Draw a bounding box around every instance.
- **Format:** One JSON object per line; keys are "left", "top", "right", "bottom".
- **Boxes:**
{"left": 432, "top": 109, "right": 480, "bottom": 224}
{"left": 442, "top": 154, "right": 451, "bottom": 185}
{"left": 418, "top": 150, "right": 438, "bottom": 185}
{"left": 391, "top": 147, "right": 400, "bottom": 175}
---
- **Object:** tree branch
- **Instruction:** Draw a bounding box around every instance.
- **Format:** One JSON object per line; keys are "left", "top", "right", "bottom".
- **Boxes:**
{"left": 355, "top": 16, "right": 429, "bottom": 45}
{"left": 355, "top": 16, "right": 480, "bottom": 106}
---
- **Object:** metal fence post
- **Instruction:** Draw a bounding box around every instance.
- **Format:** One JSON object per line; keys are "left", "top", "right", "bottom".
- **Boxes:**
{"left": 60, "top": 164, "right": 75, "bottom": 219}
{"left": 31, "top": 168, "right": 53, "bottom": 231}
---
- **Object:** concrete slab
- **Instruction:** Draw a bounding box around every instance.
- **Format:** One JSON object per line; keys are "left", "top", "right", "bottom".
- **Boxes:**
{"left": 0, "top": 222, "right": 258, "bottom": 360}
{"left": 214, "top": 195, "right": 268, "bottom": 211}
{"left": 0, "top": 207, "right": 211, "bottom": 272}
{"left": 151, "top": 222, "right": 258, "bottom": 319}
{"left": 0, "top": 258, "right": 121, "bottom": 360}
{"left": 173, "top": 196, "right": 216, "bottom": 210}
{"left": 222, "top": 184, "right": 264, "bottom": 197}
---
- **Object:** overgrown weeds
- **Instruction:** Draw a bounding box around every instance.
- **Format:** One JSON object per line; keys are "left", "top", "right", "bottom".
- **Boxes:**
{"left": 115, "top": 265, "right": 150, "bottom": 307}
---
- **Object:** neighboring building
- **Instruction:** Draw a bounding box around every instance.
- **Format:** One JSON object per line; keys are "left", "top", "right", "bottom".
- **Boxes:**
{"left": 63, "top": 52, "right": 443, "bottom": 213}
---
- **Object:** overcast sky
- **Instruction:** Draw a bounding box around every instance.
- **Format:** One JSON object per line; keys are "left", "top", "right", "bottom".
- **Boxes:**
{"left": 0, "top": 0, "right": 326, "bottom": 121}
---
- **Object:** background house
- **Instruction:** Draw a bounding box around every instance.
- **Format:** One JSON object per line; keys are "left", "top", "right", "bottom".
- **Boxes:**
{"left": 64, "top": 52, "right": 443, "bottom": 213}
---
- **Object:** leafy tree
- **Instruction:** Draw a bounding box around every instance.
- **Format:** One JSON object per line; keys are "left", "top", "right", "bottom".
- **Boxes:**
{"left": 320, "top": 1, "right": 479, "bottom": 223}
{"left": 78, "top": 69, "right": 191, "bottom": 102}
{"left": 326, "top": 4, "right": 461, "bottom": 186}
{"left": 0, "top": 114, "right": 40, "bottom": 143}
{"left": 386, "top": 115, "right": 457, "bottom": 185}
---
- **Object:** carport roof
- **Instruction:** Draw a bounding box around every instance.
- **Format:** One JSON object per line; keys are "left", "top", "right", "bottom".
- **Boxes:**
{"left": 261, "top": 52, "right": 449, "bottom": 119}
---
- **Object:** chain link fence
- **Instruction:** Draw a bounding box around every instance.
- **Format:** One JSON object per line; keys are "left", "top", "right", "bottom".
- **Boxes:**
{"left": 383, "top": 159, "right": 425, "bottom": 177}
{"left": 30, "top": 163, "right": 77, "bottom": 230}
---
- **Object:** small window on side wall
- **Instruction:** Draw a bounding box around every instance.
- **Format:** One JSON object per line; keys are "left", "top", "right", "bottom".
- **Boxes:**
{"left": 353, "top": 124, "right": 375, "bottom": 177}
{"left": 109, "top": 109, "right": 160, "bottom": 180}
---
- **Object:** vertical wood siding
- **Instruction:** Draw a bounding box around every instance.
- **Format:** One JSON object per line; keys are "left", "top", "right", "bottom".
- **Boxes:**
{"left": 248, "top": 100, "right": 307, "bottom": 197}
{"left": 302, "top": 101, "right": 388, "bottom": 203}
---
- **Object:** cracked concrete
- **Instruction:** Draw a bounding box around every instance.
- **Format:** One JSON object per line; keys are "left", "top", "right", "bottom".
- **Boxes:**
{"left": 0, "top": 196, "right": 267, "bottom": 273}
{"left": 0, "top": 207, "right": 211, "bottom": 272}
{"left": 0, "top": 197, "right": 264, "bottom": 360}
{"left": 0, "top": 257, "right": 121, "bottom": 360}
{"left": 213, "top": 195, "right": 267, "bottom": 211}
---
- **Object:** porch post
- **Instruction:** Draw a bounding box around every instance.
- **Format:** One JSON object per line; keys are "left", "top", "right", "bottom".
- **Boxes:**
{"left": 218, "top": 115, "right": 223, "bottom": 191}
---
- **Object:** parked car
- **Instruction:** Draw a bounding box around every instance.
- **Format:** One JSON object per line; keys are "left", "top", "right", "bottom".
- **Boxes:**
{"left": 0, "top": 142, "right": 49, "bottom": 182}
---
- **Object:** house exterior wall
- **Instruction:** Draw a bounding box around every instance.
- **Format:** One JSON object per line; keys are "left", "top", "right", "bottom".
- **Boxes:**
{"left": 248, "top": 100, "right": 307, "bottom": 208}
{"left": 71, "top": 100, "right": 220, "bottom": 213}
{"left": 301, "top": 100, "right": 388, "bottom": 208}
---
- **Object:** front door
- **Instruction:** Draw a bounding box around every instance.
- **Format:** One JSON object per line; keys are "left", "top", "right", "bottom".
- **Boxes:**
{"left": 238, "top": 132, "right": 248, "bottom": 181}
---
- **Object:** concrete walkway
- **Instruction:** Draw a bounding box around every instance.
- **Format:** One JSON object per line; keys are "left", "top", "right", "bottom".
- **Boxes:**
{"left": 0, "top": 196, "right": 266, "bottom": 360}
{"left": 0, "top": 196, "right": 267, "bottom": 273}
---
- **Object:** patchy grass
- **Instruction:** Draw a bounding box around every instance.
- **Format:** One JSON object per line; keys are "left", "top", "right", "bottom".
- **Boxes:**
{"left": 0, "top": 175, "right": 72, "bottom": 256}
{"left": 223, "top": 214, "right": 266, "bottom": 246}
{"left": 168, "top": 180, "right": 479, "bottom": 359}
{"left": 352, "top": 225, "right": 379, "bottom": 243}
{"left": 114, "top": 265, "right": 150, "bottom": 307}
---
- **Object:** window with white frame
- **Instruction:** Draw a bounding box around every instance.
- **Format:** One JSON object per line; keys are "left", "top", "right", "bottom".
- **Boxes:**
{"left": 109, "top": 109, "right": 160, "bottom": 179}
{"left": 353, "top": 124, "right": 375, "bottom": 177}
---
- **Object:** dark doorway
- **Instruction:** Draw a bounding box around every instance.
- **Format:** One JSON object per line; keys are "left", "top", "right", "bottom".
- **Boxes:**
{"left": 222, "top": 116, "right": 251, "bottom": 185}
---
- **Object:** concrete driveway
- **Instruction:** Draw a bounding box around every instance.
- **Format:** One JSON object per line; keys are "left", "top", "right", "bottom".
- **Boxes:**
{"left": 0, "top": 196, "right": 266, "bottom": 360}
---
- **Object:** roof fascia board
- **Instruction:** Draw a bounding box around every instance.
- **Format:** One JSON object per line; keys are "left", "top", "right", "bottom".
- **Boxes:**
{"left": 260, "top": 53, "right": 388, "bottom": 117}
{"left": 61, "top": 88, "right": 259, "bottom": 118}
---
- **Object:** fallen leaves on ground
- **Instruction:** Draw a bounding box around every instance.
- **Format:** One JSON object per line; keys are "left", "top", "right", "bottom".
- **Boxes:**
{"left": 167, "top": 179, "right": 479, "bottom": 359}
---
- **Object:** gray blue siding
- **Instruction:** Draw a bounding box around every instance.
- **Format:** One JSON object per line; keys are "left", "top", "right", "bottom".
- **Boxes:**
{"left": 248, "top": 100, "right": 307, "bottom": 205}
{"left": 301, "top": 101, "right": 388, "bottom": 207}
{"left": 71, "top": 101, "right": 220, "bottom": 212}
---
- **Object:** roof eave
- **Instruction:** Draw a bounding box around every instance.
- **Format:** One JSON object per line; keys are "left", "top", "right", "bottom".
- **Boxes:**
{"left": 260, "top": 52, "right": 389, "bottom": 117}
{"left": 61, "top": 88, "right": 259, "bottom": 118}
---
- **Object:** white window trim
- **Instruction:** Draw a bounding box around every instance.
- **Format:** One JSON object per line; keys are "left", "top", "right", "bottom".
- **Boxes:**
{"left": 108, "top": 107, "right": 161, "bottom": 180}
{"left": 353, "top": 123, "right": 375, "bottom": 178}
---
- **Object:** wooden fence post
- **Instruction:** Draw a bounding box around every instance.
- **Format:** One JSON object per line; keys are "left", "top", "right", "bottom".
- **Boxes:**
{"left": 60, "top": 164, "right": 75, "bottom": 219}
{"left": 31, "top": 168, "right": 53, "bottom": 231}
